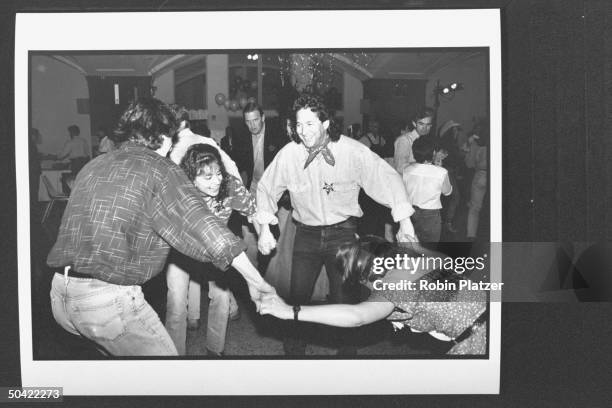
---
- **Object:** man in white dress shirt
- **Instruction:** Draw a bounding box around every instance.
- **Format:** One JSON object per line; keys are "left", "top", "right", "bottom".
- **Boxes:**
{"left": 256, "top": 94, "right": 417, "bottom": 355}
{"left": 393, "top": 106, "right": 435, "bottom": 174}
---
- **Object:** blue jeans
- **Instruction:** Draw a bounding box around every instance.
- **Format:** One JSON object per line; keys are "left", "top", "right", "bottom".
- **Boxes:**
{"left": 50, "top": 273, "right": 177, "bottom": 356}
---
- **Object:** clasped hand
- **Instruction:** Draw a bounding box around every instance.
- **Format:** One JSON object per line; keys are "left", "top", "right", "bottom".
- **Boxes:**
{"left": 257, "top": 228, "right": 277, "bottom": 255}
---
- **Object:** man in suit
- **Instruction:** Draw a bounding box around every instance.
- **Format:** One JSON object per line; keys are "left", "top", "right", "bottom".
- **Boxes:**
{"left": 235, "top": 102, "right": 287, "bottom": 193}
{"left": 233, "top": 102, "right": 288, "bottom": 271}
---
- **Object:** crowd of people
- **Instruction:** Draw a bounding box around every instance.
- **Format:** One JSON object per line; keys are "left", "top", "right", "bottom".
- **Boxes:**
{"left": 42, "top": 94, "right": 489, "bottom": 357}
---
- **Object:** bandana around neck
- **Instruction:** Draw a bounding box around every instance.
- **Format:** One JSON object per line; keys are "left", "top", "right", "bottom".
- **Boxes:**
{"left": 303, "top": 136, "right": 335, "bottom": 169}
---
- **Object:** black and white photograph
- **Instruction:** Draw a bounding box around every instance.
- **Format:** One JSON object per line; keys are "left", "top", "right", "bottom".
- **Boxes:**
{"left": 14, "top": 9, "right": 502, "bottom": 396}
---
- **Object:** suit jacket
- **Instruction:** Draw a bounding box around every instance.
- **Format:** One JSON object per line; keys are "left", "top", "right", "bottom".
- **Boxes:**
{"left": 234, "top": 117, "right": 288, "bottom": 190}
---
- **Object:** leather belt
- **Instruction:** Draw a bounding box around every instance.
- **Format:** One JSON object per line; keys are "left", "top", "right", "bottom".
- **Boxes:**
{"left": 60, "top": 266, "right": 91, "bottom": 279}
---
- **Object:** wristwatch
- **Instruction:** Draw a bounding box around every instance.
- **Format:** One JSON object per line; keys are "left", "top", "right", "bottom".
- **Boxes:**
{"left": 293, "top": 305, "right": 301, "bottom": 321}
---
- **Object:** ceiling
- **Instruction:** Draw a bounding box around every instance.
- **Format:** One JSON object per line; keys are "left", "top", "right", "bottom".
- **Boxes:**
{"left": 48, "top": 50, "right": 485, "bottom": 80}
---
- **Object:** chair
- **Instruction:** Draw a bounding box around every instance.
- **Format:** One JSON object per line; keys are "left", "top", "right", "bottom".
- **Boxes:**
{"left": 41, "top": 174, "right": 69, "bottom": 224}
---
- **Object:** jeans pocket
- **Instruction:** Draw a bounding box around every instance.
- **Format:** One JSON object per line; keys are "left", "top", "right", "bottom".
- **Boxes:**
{"left": 73, "top": 299, "right": 127, "bottom": 342}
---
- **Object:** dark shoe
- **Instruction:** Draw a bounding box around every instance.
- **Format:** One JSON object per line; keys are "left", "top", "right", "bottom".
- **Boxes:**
{"left": 187, "top": 318, "right": 200, "bottom": 331}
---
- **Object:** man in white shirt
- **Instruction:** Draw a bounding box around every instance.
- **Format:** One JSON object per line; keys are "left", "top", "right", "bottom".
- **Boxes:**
{"left": 256, "top": 94, "right": 417, "bottom": 355}
{"left": 402, "top": 136, "right": 452, "bottom": 245}
{"left": 393, "top": 107, "right": 435, "bottom": 174}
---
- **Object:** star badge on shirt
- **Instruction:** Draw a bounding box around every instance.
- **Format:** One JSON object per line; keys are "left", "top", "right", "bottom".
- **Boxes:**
{"left": 322, "top": 182, "right": 335, "bottom": 195}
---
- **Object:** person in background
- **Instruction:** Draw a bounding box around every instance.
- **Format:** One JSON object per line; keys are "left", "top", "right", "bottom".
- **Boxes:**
{"left": 259, "top": 235, "right": 487, "bottom": 355}
{"left": 96, "top": 126, "right": 115, "bottom": 155}
{"left": 402, "top": 137, "right": 452, "bottom": 246}
{"left": 393, "top": 107, "right": 435, "bottom": 174}
{"left": 174, "top": 143, "right": 258, "bottom": 356}
{"left": 346, "top": 123, "right": 362, "bottom": 141}
{"left": 233, "top": 102, "right": 288, "bottom": 271}
{"left": 256, "top": 94, "right": 417, "bottom": 355}
{"left": 465, "top": 120, "right": 488, "bottom": 241}
{"left": 47, "top": 97, "right": 274, "bottom": 356}
{"left": 58, "top": 124, "right": 90, "bottom": 176}
{"left": 358, "top": 119, "right": 386, "bottom": 156}
{"left": 437, "top": 120, "right": 464, "bottom": 233}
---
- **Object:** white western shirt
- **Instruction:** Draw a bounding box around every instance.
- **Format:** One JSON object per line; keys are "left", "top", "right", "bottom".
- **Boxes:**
{"left": 256, "top": 135, "right": 414, "bottom": 226}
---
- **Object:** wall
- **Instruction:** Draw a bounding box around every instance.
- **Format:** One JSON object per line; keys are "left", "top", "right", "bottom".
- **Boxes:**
{"left": 425, "top": 53, "right": 488, "bottom": 136}
{"left": 31, "top": 55, "right": 91, "bottom": 155}
{"left": 153, "top": 69, "right": 174, "bottom": 104}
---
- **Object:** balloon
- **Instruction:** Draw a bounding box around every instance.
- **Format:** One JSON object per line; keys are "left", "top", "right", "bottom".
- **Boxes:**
{"left": 224, "top": 100, "right": 231, "bottom": 109}
{"left": 229, "top": 100, "right": 239, "bottom": 111}
{"left": 214, "top": 93, "right": 226, "bottom": 106}
{"left": 239, "top": 97, "right": 248, "bottom": 109}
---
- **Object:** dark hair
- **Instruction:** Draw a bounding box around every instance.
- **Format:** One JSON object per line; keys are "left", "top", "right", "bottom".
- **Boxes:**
{"left": 291, "top": 94, "right": 340, "bottom": 143}
{"left": 243, "top": 102, "right": 264, "bottom": 118}
{"left": 180, "top": 143, "right": 229, "bottom": 203}
{"left": 412, "top": 136, "right": 435, "bottom": 163}
{"left": 335, "top": 235, "right": 398, "bottom": 285}
{"left": 410, "top": 106, "right": 435, "bottom": 129}
{"left": 335, "top": 236, "right": 463, "bottom": 298}
{"left": 347, "top": 123, "right": 361, "bottom": 139}
{"left": 113, "top": 97, "right": 179, "bottom": 150}
{"left": 191, "top": 121, "right": 211, "bottom": 138}
{"left": 96, "top": 126, "right": 108, "bottom": 134}
{"left": 67, "top": 125, "right": 80, "bottom": 137}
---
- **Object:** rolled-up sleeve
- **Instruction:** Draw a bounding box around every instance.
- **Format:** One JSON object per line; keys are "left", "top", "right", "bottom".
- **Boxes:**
{"left": 358, "top": 148, "right": 414, "bottom": 221}
{"left": 255, "top": 151, "right": 288, "bottom": 225}
{"left": 151, "top": 166, "right": 245, "bottom": 270}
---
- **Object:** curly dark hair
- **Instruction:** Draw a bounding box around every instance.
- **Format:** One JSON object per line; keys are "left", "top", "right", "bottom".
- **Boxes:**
{"left": 113, "top": 97, "right": 179, "bottom": 150}
{"left": 179, "top": 143, "right": 229, "bottom": 204}
{"left": 291, "top": 94, "right": 340, "bottom": 144}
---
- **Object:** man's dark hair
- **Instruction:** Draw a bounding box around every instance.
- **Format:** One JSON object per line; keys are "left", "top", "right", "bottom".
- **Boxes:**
{"left": 67, "top": 125, "right": 80, "bottom": 137}
{"left": 409, "top": 106, "right": 435, "bottom": 130}
{"left": 113, "top": 97, "right": 179, "bottom": 150}
{"left": 242, "top": 102, "right": 264, "bottom": 118}
{"left": 291, "top": 94, "right": 340, "bottom": 143}
{"left": 412, "top": 136, "right": 435, "bottom": 163}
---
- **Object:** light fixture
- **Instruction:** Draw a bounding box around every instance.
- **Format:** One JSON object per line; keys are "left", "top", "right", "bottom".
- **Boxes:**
{"left": 436, "top": 81, "right": 464, "bottom": 97}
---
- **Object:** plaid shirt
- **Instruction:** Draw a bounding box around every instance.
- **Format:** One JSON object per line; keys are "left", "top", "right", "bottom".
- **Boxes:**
{"left": 47, "top": 142, "right": 245, "bottom": 285}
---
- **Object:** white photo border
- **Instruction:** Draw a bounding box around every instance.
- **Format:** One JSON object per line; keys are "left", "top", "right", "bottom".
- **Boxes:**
{"left": 16, "top": 9, "right": 502, "bottom": 395}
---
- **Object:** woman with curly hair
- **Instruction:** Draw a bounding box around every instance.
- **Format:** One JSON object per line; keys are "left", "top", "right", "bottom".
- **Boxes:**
{"left": 165, "top": 143, "right": 259, "bottom": 357}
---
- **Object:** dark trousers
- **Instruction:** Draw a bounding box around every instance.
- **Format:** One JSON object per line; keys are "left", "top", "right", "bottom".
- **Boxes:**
{"left": 411, "top": 207, "right": 442, "bottom": 248}
{"left": 284, "top": 218, "right": 359, "bottom": 355}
